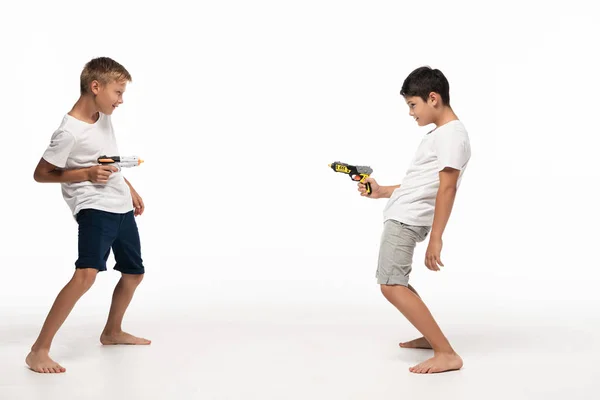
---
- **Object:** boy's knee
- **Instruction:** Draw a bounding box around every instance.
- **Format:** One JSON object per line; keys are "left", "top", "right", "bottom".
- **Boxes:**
{"left": 72, "top": 268, "right": 98, "bottom": 289}
{"left": 380, "top": 283, "right": 408, "bottom": 298}
{"left": 380, "top": 284, "right": 393, "bottom": 298}
{"left": 122, "top": 273, "right": 144, "bottom": 285}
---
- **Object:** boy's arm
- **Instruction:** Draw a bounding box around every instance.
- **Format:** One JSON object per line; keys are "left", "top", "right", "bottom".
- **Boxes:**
{"left": 425, "top": 167, "right": 460, "bottom": 271}
{"left": 380, "top": 184, "right": 401, "bottom": 198}
{"left": 378, "top": 185, "right": 400, "bottom": 199}
{"left": 359, "top": 178, "right": 400, "bottom": 198}
{"left": 33, "top": 158, "right": 115, "bottom": 183}
{"left": 123, "top": 177, "right": 145, "bottom": 216}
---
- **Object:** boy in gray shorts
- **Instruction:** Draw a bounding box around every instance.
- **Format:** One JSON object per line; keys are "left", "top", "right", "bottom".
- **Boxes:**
{"left": 358, "top": 66, "right": 471, "bottom": 374}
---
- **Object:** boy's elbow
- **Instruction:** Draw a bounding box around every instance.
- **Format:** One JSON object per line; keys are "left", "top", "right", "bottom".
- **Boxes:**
{"left": 33, "top": 168, "right": 49, "bottom": 183}
{"left": 34, "top": 158, "right": 47, "bottom": 182}
{"left": 445, "top": 185, "right": 458, "bottom": 195}
{"left": 438, "top": 185, "right": 457, "bottom": 197}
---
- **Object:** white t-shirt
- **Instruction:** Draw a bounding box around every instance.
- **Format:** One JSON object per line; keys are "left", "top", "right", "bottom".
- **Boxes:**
{"left": 382, "top": 120, "right": 471, "bottom": 227}
{"left": 42, "top": 112, "right": 133, "bottom": 217}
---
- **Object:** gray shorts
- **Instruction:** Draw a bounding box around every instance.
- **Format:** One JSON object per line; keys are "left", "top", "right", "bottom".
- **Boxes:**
{"left": 376, "top": 220, "right": 430, "bottom": 286}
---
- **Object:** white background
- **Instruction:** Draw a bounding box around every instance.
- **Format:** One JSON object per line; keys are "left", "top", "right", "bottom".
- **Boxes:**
{"left": 1, "top": 1, "right": 599, "bottom": 399}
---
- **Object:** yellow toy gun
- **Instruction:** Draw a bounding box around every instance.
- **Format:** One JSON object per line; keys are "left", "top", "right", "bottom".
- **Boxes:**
{"left": 97, "top": 155, "right": 144, "bottom": 168}
{"left": 329, "top": 161, "right": 373, "bottom": 195}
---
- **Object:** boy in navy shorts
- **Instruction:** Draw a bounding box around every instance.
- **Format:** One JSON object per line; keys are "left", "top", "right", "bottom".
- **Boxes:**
{"left": 26, "top": 57, "right": 150, "bottom": 374}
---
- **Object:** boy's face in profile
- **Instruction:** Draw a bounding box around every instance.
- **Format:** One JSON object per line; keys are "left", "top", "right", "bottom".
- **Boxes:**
{"left": 405, "top": 95, "right": 433, "bottom": 127}
{"left": 91, "top": 79, "right": 127, "bottom": 115}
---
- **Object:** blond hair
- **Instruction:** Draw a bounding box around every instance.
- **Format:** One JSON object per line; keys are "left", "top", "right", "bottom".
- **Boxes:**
{"left": 80, "top": 57, "right": 132, "bottom": 94}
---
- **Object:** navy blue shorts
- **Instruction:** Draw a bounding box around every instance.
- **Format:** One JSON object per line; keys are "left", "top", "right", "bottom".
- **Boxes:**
{"left": 75, "top": 209, "right": 145, "bottom": 275}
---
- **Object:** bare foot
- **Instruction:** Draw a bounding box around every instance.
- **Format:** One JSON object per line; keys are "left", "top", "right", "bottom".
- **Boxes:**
{"left": 409, "top": 352, "right": 463, "bottom": 374}
{"left": 26, "top": 350, "right": 66, "bottom": 373}
{"left": 399, "top": 337, "right": 432, "bottom": 349}
{"left": 100, "top": 331, "right": 151, "bottom": 345}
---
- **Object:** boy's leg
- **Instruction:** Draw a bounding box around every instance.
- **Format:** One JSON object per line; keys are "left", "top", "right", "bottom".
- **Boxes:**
{"left": 381, "top": 284, "right": 462, "bottom": 373}
{"left": 100, "top": 211, "right": 150, "bottom": 345}
{"left": 398, "top": 284, "right": 433, "bottom": 349}
{"left": 376, "top": 220, "right": 462, "bottom": 374}
{"left": 100, "top": 273, "right": 150, "bottom": 344}
{"left": 26, "top": 209, "right": 118, "bottom": 373}
{"left": 26, "top": 268, "right": 98, "bottom": 373}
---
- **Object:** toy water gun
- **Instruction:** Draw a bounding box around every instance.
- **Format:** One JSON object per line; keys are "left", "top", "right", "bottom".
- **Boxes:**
{"left": 329, "top": 161, "right": 373, "bottom": 195}
{"left": 97, "top": 155, "right": 144, "bottom": 168}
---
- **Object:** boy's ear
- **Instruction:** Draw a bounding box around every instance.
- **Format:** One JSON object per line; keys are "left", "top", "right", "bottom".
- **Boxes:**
{"left": 90, "top": 80, "right": 101, "bottom": 95}
{"left": 428, "top": 92, "right": 441, "bottom": 107}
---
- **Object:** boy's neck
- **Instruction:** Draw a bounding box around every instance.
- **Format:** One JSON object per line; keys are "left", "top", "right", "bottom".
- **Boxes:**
{"left": 69, "top": 95, "right": 100, "bottom": 124}
{"left": 433, "top": 106, "right": 458, "bottom": 128}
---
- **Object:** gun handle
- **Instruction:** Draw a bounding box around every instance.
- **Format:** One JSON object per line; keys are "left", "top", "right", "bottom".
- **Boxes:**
{"left": 357, "top": 175, "right": 372, "bottom": 195}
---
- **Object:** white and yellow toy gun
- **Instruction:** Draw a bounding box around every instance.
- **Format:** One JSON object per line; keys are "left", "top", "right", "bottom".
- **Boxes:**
{"left": 97, "top": 155, "right": 144, "bottom": 168}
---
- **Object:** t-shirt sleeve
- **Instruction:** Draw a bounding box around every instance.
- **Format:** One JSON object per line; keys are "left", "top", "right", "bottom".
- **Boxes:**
{"left": 433, "top": 130, "right": 470, "bottom": 172}
{"left": 42, "top": 130, "right": 76, "bottom": 168}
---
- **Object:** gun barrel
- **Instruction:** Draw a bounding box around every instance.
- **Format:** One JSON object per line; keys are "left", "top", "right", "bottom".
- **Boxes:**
{"left": 118, "top": 161, "right": 142, "bottom": 168}
{"left": 98, "top": 156, "right": 143, "bottom": 166}
{"left": 329, "top": 161, "right": 371, "bottom": 175}
{"left": 119, "top": 156, "right": 142, "bottom": 163}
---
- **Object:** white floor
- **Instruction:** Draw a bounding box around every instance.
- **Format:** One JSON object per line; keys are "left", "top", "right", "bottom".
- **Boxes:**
{"left": 1, "top": 300, "right": 599, "bottom": 400}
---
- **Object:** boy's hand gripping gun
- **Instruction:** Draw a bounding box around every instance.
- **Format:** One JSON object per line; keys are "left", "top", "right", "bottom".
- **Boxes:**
{"left": 329, "top": 161, "right": 373, "bottom": 195}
